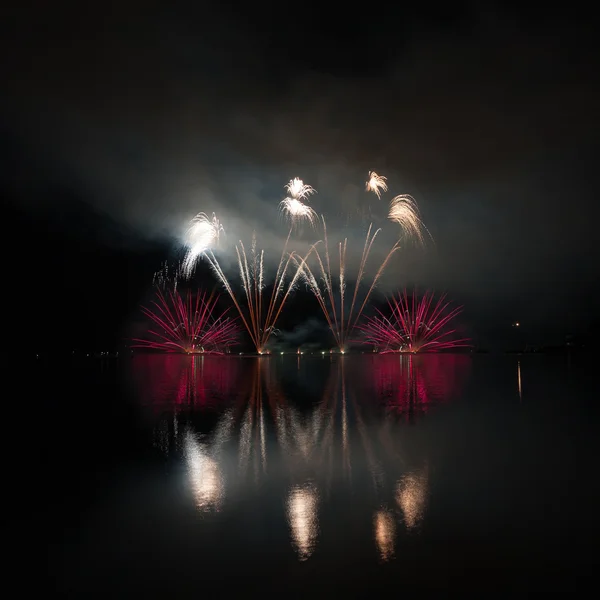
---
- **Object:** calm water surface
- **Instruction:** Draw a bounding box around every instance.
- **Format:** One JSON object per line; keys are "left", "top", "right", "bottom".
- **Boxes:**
{"left": 45, "top": 354, "right": 599, "bottom": 595}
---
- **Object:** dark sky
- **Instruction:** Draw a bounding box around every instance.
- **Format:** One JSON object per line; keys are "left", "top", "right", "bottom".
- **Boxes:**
{"left": 2, "top": 1, "right": 599, "bottom": 352}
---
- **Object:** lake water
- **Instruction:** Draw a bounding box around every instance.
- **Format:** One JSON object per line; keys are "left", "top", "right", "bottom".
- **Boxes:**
{"left": 45, "top": 353, "right": 599, "bottom": 595}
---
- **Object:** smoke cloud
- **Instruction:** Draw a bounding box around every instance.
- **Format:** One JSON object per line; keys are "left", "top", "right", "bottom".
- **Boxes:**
{"left": 2, "top": 3, "right": 599, "bottom": 335}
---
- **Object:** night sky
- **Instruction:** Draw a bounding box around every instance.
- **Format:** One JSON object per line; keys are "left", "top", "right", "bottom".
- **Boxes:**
{"left": 3, "top": 2, "right": 599, "bottom": 353}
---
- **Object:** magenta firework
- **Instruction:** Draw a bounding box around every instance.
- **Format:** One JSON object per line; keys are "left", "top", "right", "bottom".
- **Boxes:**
{"left": 132, "top": 288, "right": 239, "bottom": 354}
{"left": 358, "top": 290, "right": 470, "bottom": 353}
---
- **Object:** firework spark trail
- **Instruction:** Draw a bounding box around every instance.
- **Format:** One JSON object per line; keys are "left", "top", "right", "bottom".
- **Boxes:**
{"left": 182, "top": 212, "right": 224, "bottom": 278}
{"left": 205, "top": 232, "right": 307, "bottom": 354}
{"left": 204, "top": 178, "right": 318, "bottom": 353}
{"left": 388, "top": 195, "right": 431, "bottom": 245}
{"left": 153, "top": 260, "right": 181, "bottom": 291}
{"left": 294, "top": 216, "right": 401, "bottom": 353}
{"left": 366, "top": 171, "right": 388, "bottom": 199}
{"left": 132, "top": 288, "right": 239, "bottom": 353}
{"left": 358, "top": 289, "right": 470, "bottom": 352}
{"left": 279, "top": 178, "right": 318, "bottom": 228}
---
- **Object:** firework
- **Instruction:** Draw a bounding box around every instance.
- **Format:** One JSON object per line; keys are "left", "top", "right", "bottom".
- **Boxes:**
{"left": 294, "top": 216, "right": 401, "bottom": 353}
{"left": 358, "top": 289, "right": 470, "bottom": 353}
{"left": 388, "top": 195, "right": 430, "bottom": 245}
{"left": 205, "top": 233, "right": 307, "bottom": 354}
{"left": 366, "top": 171, "right": 388, "bottom": 199}
{"left": 132, "top": 287, "right": 239, "bottom": 354}
{"left": 279, "top": 177, "right": 318, "bottom": 228}
{"left": 153, "top": 260, "right": 181, "bottom": 291}
{"left": 182, "top": 212, "right": 224, "bottom": 278}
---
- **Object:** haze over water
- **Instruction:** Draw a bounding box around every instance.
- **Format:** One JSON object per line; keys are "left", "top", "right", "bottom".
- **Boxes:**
{"left": 46, "top": 353, "right": 598, "bottom": 594}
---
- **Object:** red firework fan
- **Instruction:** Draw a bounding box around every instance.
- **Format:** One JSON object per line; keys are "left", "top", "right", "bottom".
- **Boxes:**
{"left": 132, "top": 288, "right": 239, "bottom": 354}
{"left": 358, "top": 289, "right": 470, "bottom": 353}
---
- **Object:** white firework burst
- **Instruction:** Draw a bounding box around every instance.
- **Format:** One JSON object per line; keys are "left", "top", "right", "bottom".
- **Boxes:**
{"left": 280, "top": 178, "right": 317, "bottom": 227}
{"left": 182, "top": 212, "right": 224, "bottom": 278}
{"left": 366, "top": 171, "right": 388, "bottom": 199}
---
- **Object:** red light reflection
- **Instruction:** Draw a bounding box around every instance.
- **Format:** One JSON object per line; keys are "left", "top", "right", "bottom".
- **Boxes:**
{"left": 364, "top": 354, "right": 471, "bottom": 420}
{"left": 130, "top": 354, "right": 242, "bottom": 409}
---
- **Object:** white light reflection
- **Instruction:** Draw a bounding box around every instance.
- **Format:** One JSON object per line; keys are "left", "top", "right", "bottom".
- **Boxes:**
{"left": 395, "top": 468, "right": 428, "bottom": 530}
{"left": 517, "top": 360, "right": 522, "bottom": 401}
{"left": 259, "top": 400, "right": 267, "bottom": 471}
{"left": 238, "top": 404, "right": 252, "bottom": 472}
{"left": 287, "top": 483, "right": 319, "bottom": 560}
{"left": 184, "top": 431, "right": 224, "bottom": 512}
{"left": 293, "top": 415, "right": 312, "bottom": 459}
{"left": 374, "top": 508, "right": 396, "bottom": 561}
{"left": 212, "top": 409, "right": 234, "bottom": 453}
{"left": 342, "top": 375, "right": 350, "bottom": 477}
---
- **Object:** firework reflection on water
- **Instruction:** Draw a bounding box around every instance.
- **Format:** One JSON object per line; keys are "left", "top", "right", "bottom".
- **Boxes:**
{"left": 396, "top": 468, "right": 429, "bottom": 530}
{"left": 184, "top": 431, "right": 224, "bottom": 512}
{"left": 374, "top": 509, "right": 396, "bottom": 561}
{"left": 132, "top": 354, "right": 469, "bottom": 562}
{"left": 287, "top": 483, "right": 319, "bottom": 561}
